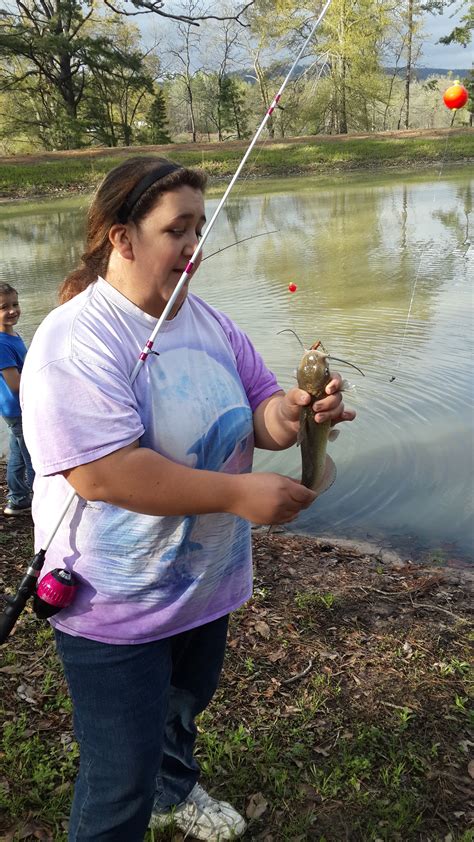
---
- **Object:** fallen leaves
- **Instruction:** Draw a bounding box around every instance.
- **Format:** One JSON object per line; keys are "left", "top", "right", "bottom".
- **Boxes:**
{"left": 246, "top": 791, "right": 269, "bottom": 820}
{"left": 253, "top": 620, "right": 271, "bottom": 639}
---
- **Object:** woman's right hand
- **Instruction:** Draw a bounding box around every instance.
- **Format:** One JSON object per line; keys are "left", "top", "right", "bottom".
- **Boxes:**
{"left": 229, "top": 472, "right": 317, "bottom": 525}
{"left": 64, "top": 442, "right": 316, "bottom": 523}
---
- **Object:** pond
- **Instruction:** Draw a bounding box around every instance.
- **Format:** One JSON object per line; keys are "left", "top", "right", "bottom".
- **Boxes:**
{"left": 0, "top": 166, "right": 472, "bottom": 564}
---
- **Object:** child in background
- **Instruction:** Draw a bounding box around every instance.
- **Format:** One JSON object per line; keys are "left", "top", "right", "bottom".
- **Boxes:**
{"left": 0, "top": 283, "right": 34, "bottom": 515}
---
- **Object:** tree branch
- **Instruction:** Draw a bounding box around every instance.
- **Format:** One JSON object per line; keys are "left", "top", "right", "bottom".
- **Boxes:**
{"left": 102, "top": 0, "right": 254, "bottom": 27}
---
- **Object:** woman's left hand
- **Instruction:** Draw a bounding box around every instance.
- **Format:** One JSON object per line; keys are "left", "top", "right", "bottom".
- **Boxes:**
{"left": 282, "top": 372, "right": 356, "bottom": 427}
{"left": 254, "top": 373, "right": 356, "bottom": 450}
{"left": 312, "top": 372, "right": 356, "bottom": 425}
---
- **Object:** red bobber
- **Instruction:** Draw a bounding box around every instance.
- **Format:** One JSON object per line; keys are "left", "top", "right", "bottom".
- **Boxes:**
{"left": 288, "top": 283, "right": 297, "bottom": 293}
{"left": 443, "top": 81, "right": 469, "bottom": 110}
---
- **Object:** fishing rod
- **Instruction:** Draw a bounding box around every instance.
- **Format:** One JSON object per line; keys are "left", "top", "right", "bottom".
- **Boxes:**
{"left": 0, "top": 0, "right": 333, "bottom": 644}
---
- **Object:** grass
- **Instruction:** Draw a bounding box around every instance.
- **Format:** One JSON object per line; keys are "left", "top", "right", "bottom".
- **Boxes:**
{"left": 0, "top": 130, "right": 472, "bottom": 199}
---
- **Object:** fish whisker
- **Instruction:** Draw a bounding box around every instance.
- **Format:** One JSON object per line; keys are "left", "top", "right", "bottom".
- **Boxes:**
{"left": 277, "top": 328, "right": 305, "bottom": 351}
{"left": 328, "top": 356, "right": 365, "bottom": 376}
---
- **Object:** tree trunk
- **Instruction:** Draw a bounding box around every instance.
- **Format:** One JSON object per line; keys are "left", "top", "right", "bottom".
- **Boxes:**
{"left": 405, "top": 0, "right": 414, "bottom": 130}
{"left": 254, "top": 56, "right": 274, "bottom": 139}
{"left": 217, "top": 77, "right": 223, "bottom": 141}
{"left": 338, "top": 3, "right": 348, "bottom": 134}
{"left": 184, "top": 73, "right": 197, "bottom": 142}
{"left": 339, "top": 59, "right": 348, "bottom": 134}
{"left": 232, "top": 93, "right": 241, "bottom": 139}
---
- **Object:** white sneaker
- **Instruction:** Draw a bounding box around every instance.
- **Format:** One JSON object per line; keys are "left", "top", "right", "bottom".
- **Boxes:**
{"left": 149, "top": 782, "right": 247, "bottom": 840}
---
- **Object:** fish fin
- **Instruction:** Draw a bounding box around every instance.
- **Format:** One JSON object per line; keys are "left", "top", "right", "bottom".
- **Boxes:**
{"left": 297, "top": 406, "right": 311, "bottom": 448}
{"left": 313, "top": 455, "right": 337, "bottom": 498}
{"left": 341, "top": 379, "right": 356, "bottom": 392}
{"left": 328, "top": 428, "right": 340, "bottom": 442}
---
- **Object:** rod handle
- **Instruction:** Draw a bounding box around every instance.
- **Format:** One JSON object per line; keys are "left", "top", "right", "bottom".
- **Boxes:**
{"left": 0, "top": 550, "right": 46, "bottom": 645}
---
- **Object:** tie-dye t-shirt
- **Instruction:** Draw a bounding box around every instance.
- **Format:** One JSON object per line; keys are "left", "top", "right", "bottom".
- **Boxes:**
{"left": 21, "top": 278, "right": 280, "bottom": 644}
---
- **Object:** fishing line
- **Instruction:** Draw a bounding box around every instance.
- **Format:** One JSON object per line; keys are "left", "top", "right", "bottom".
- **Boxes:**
{"left": 390, "top": 106, "right": 468, "bottom": 382}
{"left": 202, "top": 229, "right": 279, "bottom": 262}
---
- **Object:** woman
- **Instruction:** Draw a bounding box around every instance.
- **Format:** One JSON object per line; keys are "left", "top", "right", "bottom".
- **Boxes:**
{"left": 21, "top": 157, "right": 355, "bottom": 842}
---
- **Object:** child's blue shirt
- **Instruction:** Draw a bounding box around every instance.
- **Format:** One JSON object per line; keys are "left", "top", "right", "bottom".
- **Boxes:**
{"left": 0, "top": 332, "right": 28, "bottom": 417}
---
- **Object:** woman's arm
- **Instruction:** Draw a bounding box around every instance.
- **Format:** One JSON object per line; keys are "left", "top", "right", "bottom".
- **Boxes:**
{"left": 64, "top": 441, "right": 317, "bottom": 525}
{"left": 253, "top": 373, "right": 356, "bottom": 451}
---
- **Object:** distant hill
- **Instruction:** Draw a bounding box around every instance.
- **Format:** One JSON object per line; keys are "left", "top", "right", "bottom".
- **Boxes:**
{"left": 388, "top": 67, "right": 472, "bottom": 80}
{"left": 233, "top": 64, "right": 471, "bottom": 82}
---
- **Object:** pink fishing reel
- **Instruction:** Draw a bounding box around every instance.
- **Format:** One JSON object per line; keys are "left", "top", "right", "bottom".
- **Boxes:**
{"left": 33, "top": 569, "right": 78, "bottom": 619}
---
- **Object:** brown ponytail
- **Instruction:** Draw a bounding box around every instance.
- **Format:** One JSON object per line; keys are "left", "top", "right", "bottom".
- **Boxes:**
{"left": 58, "top": 157, "right": 207, "bottom": 304}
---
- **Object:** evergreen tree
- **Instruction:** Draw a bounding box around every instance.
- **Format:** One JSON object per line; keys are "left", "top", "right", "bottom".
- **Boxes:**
{"left": 147, "top": 89, "right": 172, "bottom": 143}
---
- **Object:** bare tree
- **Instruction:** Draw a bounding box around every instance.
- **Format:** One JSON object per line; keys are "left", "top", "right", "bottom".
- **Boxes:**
{"left": 163, "top": 0, "right": 204, "bottom": 140}
{"left": 203, "top": 16, "right": 242, "bottom": 139}
{"left": 404, "top": 0, "right": 414, "bottom": 128}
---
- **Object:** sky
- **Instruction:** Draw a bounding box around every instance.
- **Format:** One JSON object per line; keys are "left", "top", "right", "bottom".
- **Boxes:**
{"left": 139, "top": 5, "right": 473, "bottom": 71}
{"left": 421, "top": 8, "right": 473, "bottom": 68}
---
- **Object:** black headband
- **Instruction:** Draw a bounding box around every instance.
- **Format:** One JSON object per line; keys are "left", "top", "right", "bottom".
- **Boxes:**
{"left": 117, "top": 162, "right": 183, "bottom": 223}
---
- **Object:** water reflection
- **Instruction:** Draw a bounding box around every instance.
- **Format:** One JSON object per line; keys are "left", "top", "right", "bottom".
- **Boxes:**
{"left": 0, "top": 169, "right": 472, "bottom": 562}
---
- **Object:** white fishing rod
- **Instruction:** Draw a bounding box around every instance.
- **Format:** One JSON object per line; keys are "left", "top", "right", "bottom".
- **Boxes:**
{"left": 0, "top": 0, "right": 333, "bottom": 643}
{"left": 132, "top": 0, "right": 332, "bottom": 378}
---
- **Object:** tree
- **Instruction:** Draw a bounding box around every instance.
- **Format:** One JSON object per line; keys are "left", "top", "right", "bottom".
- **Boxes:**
{"left": 0, "top": 0, "right": 255, "bottom": 149}
{"left": 147, "top": 88, "right": 172, "bottom": 142}
{"left": 162, "top": 0, "right": 204, "bottom": 142}
{"left": 0, "top": 1, "right": 152, "bottom": 148}
{"left": 463, "top": 68, "right": 473, "bottom": 126}
{"left": 251, "top": 0, "right": 394, "bottom": 135}
{"left": 100, "top": 0, "right": 254, "bottom": 26}
{"left": 404, "top": 0, "right": 414, "bottom": 129}
{"left": 423, "top": 0, "right": 473, "bottom": 47}
{"left": 0, "top": 67, "right": 77, "bottom": 149}
{"left": 216, "top": 75, "right": 249, "bottom": 138}
{"left": 80, "top": 19, "right": 157, "bottom": 147}
{"left": 202, "top": 13, "right": 242, "bottom": 140}
{"left": 252, "top": 49, "right": 275, "bottom": 138}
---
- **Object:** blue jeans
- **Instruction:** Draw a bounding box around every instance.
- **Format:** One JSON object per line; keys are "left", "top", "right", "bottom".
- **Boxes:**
{"left": 3, "top": 415, "right": 34, "bottom": 506}
{"left": 54, "top": 614, "right": 229, "bottom": 842}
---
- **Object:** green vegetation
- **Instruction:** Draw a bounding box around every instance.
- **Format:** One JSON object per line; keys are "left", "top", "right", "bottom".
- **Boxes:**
{"left": 0, "top": 0, "right": 471, "bottom": 153}
{"left": 2, "top": 615, "right": 472, "bottom": 842}
{"left": 0, "top": 131, "right": 472, "bottom": 200}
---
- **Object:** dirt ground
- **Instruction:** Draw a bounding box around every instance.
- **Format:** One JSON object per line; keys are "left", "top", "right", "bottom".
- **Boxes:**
{"left": 0, "top": 464, "right": 473, "bottom": 840}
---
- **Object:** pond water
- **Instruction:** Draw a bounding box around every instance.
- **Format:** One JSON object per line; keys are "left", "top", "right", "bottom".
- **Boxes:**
{"left": 0, "top": 167, "right": 472, "bottom": 564}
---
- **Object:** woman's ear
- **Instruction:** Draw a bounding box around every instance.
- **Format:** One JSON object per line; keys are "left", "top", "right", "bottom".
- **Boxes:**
{"left": 109, "top": 224, "right": 134, "bottom": 261}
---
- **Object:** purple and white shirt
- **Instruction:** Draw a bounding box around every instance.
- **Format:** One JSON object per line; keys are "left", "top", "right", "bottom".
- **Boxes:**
{"left": 21, "top": 278, "right": 280, "bottom": 644}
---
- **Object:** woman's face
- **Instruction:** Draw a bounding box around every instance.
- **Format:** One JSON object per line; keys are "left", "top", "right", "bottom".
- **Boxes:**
{"left": 128, "top": 185, "right": 206, "bottom": 318}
